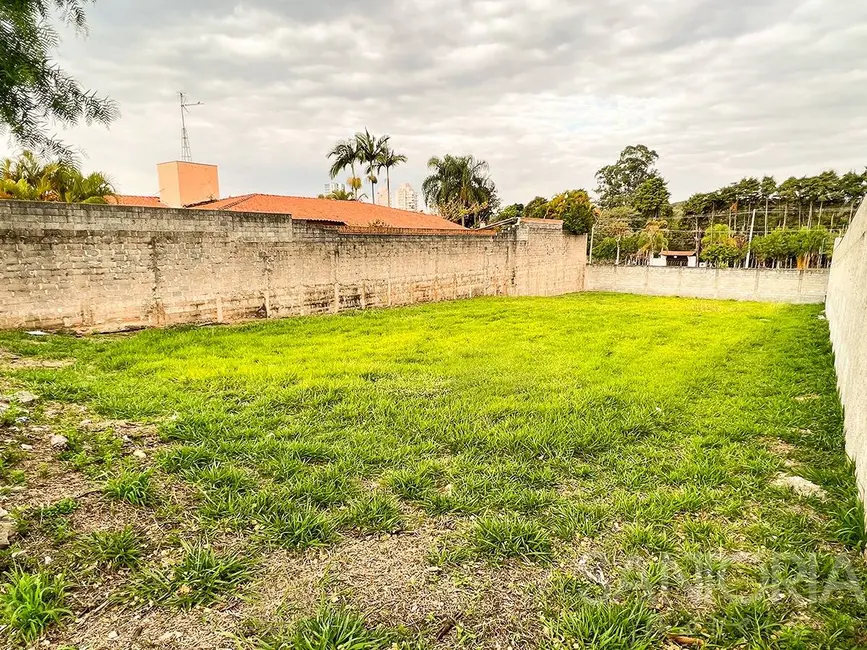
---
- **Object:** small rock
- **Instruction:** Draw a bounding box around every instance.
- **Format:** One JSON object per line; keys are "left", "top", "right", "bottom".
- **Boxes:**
{"left": 0, "top": 508, "right": 8, "bottom": 518}
{"left": 49, "top": 434, "right": 69, "bottom": 449}
{"left": 108, "top": 630, "right": 119, "bottom": 640}
{"left": 12, "top": 391, "right": 38, "bottom": 405}
{"left": 20, "top": 444, "right": 33, "bottom": 451}
{"left": 43, "top": 555, "right": 53, "bottom": 565}
{"left": 771, "top": 474, "right": 827, "bottom": 498}
{"left": 26, "top": 330, "right": 49, "bottom": 337}
{"left": 132, "top": 450, "right": 147, "bottom": 460}
{"left": 0, "top": 520, "right": 15, "bottom": 548}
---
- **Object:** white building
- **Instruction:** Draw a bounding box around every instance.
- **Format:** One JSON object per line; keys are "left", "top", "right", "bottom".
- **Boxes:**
{"left": 376, "top": 186, "right": 390, "bottom": 206}
{"left": 649, "top": 251, "right": 698, "bottom": 267}
{"left": 323, "top": 182, "right": 345, "bottom": 195}
{"left": 396, "top": 183, "right": 419, "bottom": 211}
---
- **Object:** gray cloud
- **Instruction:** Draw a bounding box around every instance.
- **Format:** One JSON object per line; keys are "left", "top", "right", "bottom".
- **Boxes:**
{"left": 7, "top": 0, "right": 865, "bottom": 204}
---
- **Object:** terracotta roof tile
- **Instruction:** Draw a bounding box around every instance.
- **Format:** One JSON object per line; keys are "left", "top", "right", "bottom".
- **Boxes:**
{"left": 104, "top": 193, "right": 466, "bottom": 232}
{"left": 191, "top": 194, "right": 464, "bottom": 230}
{"left": 107, "top": 195, "right": 164, "bottom": 208}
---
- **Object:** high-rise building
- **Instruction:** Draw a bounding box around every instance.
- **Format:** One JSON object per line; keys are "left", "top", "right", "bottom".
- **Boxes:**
{"left": 323, "top": 182, "right": 345, "bottom": 195}
{"left": 396, "top": 183, "right": 419, "bottom": 211}
{"left": 376, "top": 186, "right": 390, "bottom": 206}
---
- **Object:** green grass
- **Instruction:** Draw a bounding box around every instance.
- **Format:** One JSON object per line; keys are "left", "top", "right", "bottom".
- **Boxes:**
{"left": 126, "top": 542, "right": 253, "bottom": 609}
{"left": 103, "top": 470, "right": 154, "bottom": 506}
{"left": 76, "top": 527, "right": 142, "bottom": 570}
{"left": 542, "top": 597, "right": 661, "bottom": 650}
{"left": 470, "top": 515, "right": 553, "bottom": 561}
{"left": 0, "top": 569, "right": 71, "bottom": 643}
{"left": 1, "top": 294, "right": 865, "bottom": 647}
{"left": 252, "top": 606, "right": 423, "bottom": 649}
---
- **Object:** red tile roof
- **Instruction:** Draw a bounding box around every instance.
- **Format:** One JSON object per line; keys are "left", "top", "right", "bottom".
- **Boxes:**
{"left": 107, "top": 195, "right": 164, "bottom": 208}
{"left": 107, "top": 193, "right": 465, "bottom": 231}
{"left": 192, "top": 194, "right": 464, "bottom": 230}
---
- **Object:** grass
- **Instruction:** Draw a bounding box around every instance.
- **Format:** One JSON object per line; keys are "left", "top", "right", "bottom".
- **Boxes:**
{"left": 471, "top": 514, "right": 553, "bottom": 561}
{"left": 76, "top": 527, "right": 142, "bottom": 570}
{"left": 1, "top": 294, "right": 865, "bottom": 647}
{"left": 126, "top": 542, "right": 253, "bottom": 609}
{"left": 0, "top": 569, "right": 71, "bottom": 643}
{"left": 541, "top": 597, "right": 661, "bottom": 650}
{"left": 252, "top": 606, "right": 422, "bottom": 649}
{"left": 103, "top": 470, "right": 154, "bottom": 506}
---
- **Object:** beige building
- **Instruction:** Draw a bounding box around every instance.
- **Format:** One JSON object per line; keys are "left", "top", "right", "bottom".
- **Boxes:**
{"left": 376, "top": 186, "right": 390, "bottom": 206}
{"left": 396, "top": 183, "right": 419, "bottom": 211}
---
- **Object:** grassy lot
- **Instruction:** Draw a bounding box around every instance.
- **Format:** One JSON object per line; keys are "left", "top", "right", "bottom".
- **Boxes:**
{"left": 0, "top": 293, "right": 865, "bottom": 648}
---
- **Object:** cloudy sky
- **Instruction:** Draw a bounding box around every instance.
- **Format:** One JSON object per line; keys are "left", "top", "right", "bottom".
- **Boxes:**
{"left": 8, "top": 0, "right": 867, "bottom": 205}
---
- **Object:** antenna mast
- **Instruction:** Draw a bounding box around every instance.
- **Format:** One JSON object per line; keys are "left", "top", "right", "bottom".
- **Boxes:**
{"left": 179, "top": 92, "right": 203, "bottom": 162}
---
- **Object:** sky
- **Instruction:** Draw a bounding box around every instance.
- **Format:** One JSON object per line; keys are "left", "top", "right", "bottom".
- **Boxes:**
{"left": 5, "top": 0, "right": 867, "bottom": 206}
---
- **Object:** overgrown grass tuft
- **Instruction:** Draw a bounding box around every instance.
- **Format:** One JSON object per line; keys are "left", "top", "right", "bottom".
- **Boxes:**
{"left": 103, "top": 470, "right": 154, "bottom": 506}
{"left": 0, "top": 569, "right": 71, "bottom": 643}
{"left": 126, "top": 542, "right": 253, "bottom": 609}
{"left": 471, "top": 515, "right": 553, "bottom": 561}
{"left": 76, "top": 527, "right": 142, "bottom": 569}
{"left": 346, "top": 493, "right": 403, "bottom": 533}
{"left": 542, "top": 597, "right": 661, "bottom": 650}
{"left": 253, "top": 606, "right": 419, "bottom": 650}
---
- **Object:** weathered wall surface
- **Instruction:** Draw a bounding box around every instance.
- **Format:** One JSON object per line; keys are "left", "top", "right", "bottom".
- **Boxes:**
{"left": 826, "top": 199, "right": 867, "bottom": 504}
{"left": 0, "top": 201, "right": 586, "bottom": 330}
{"left": 585, "top": 265, "right": 829, "bottom": 304}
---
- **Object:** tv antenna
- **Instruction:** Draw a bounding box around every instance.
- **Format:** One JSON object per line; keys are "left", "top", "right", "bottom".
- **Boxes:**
{"left": 179, "top": 92, "right": 203, "bottom": 162}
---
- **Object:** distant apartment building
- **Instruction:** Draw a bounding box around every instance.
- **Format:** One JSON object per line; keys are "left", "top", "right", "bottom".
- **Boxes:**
{"left": 376, "top": 186, "right": 390, "bottom": 206}
{"left": 323, "top": 182, "right": 345, "bottom": 195}
{"left": 396, "top": 183, "right": 419, "bottom": 211}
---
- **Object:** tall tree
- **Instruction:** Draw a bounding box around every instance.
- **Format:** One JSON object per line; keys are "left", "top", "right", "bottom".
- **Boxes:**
{"left": 545, "top": 189, "right": 594, "bottom": 235}
{"left": 376, "top": 145, "right": 407, "bottom": 208}
{"left": 594, "top": 145, "right": 659, "bottom": 208}
{"left": 523, "top": 196, "right": 548, "bottom": 220}
{"left": 1, "top": 0, "right": 118, "bottom": 159}
{"left": 759, "top": 175, "right": 777, "bottom": 235}
{"left": 355, "top": 129, "right": 389, "bottom": 203}
{"left": 632, "top": 176, "right": 671, "bottom": 219}
{"left": 422, "top": 154, "right": 498, "bottom": 227}
{"left": 327, "top": 139, "right": 360, "bottom": 199}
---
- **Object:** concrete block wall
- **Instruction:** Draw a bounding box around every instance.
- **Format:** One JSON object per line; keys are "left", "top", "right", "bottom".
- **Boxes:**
{"left": 585, "top": 265, "right": 829, "bottom": 304}
{"left": 826, "top": 199, "right": 867, "bottom": 504}
{"left": 0, "top": 201, "right": 586, "bottom": 330}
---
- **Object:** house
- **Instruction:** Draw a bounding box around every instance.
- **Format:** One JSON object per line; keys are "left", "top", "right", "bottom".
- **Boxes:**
{"left": 649, "top": 250, "right": 698, "bottom": 268}
{"left": 108, "top": 161, "right": 464, "bottom": 232}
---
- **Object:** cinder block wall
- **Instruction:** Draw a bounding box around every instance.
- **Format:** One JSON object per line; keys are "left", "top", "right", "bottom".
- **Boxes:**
{"left": 826, "top": 199, "right": 867, "bottom": 504}
{"left": 0, "top": 201, "right": 586, "bottom": 330}
{"left": 585, "top": 265, "right": 829, "bottom": 304}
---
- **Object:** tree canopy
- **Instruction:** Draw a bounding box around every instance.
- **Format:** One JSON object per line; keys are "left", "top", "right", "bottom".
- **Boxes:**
{"left": 1, "top": 0, "right": 118, "bottom": 158}
{"left": 1, "top": 149, "right": 115, "bottom": 203}
{"left": 422, "top": 154, "right": 499, "bottom": 227}
{"left": 595, "top": 145, "right": 660, "bottom": 209}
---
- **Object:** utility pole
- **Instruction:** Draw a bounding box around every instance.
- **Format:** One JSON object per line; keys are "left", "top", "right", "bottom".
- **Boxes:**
{"left": 745, "top": 209, "right": 757, "bottom": 268}
{"left": 179, "top": 92, "right": 203, "bottom": 162}
{"left": 588, "top": 223, "right": 595, "bottom": 265}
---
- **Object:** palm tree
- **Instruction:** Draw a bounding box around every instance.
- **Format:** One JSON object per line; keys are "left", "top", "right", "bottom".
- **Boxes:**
{"left": 376, "top": 145, "right": 407, "bottom": 207}
{"left": 1, "top": 150, "right": 115, "bottom": 203}
{"left": 327, "top": 139, "right": 360, "bottom": 199}
{"left": 638, "top": 220, "right": 668, "bottom": 263}
{"left": 354, "top": 129, "right": 389, "bottom": 203}
{"left": 422, "top": 154, "right": 498, "bottom": 227}
{"left": 322, "top": 188, "right": 358, "bottom": 201}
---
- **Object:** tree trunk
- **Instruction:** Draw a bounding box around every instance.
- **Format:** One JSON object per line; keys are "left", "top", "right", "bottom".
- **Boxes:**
{"left": 808, "top": 202, "right": 813, "bottom": 227}
{"left": 818, "top": 201, "right": 824, "bottom": 226}
{"left": 764, "top": 198, "right": 769, "bottom": 235}
{"left": 615, "top": 240, "right": 621, "bottom": 265}
{"left": 783, "top": 203, "right": 788, "bottom": 229}
{"left": 386, "top": 169, "right": 392, "bottom": 207}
